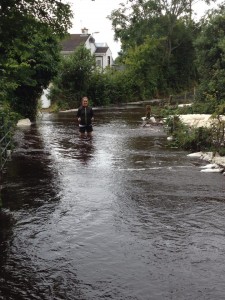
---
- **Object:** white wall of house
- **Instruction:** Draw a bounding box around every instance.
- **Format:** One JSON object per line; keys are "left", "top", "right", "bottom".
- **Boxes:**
{"left": 104, "top": 48, "right": 113, "bottom": 68}
{"left": 84, "top": 37, "right": 96, "bottom": 54}
{"left": 96, "top": 48, "right": 113, "bottom": 69}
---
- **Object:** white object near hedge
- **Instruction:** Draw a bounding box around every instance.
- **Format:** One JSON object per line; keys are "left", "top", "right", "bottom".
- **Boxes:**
{"left": 17, "top": 118, "right": 31, "bottom": 126}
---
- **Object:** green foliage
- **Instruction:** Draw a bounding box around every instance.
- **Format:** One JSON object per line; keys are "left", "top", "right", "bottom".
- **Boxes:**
{"left": 195, "top": 7, "right": 225, "bottom": 107}
{"left": 109, "top": 0, "right": 194, "bottom": 52}
{"left": 0, "top": 0, "right": 72, "bottom": 39}
{"left": 214, "top": 103, "right": 225, "bottom": 115}
{"left": 0, "top": 101, "right": 21, "bottom": 128}
{"left": 109, "top": 0, "right": 199, "bottom": 95}
{"left": 88, "top": 68, "right": 137, "bottom": 105}
{"left": 49, "top": 46, "right": 96, "bottom": 108}
{"left": 124, "top": 37, "right": 165, "bottom": 99}
{"left": 166, "top": 116, "right": 214, "bottom": 151}
{"left": 165, "top": 113, "right": 225, "bottom": 155}
{"left": 180, "top": 127, "right": 213, "bottom": 151}
{"left": 217, "top": 147, "right": 225, "bottom": 156}
{"left": 210, "top": 115, "right": 225, "bottom": 155}
{"left": 191, "top": 100, "right": 218, "bottom": 114}
{"left": 7, "top": 22, "right": 62, "bottom": 120}
{"left": 50, "top": 47, "right": 143, "bottom": 108}
{"left": 0, "top": 0, "right": 72, "bottom": 120}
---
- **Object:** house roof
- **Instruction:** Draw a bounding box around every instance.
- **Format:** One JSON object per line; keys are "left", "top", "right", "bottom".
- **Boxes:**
{"left": 61, "top": 34, "right": 90, "bottom": 51}
{"left": 95, "top": 47, "right": 109, "bottom": 54}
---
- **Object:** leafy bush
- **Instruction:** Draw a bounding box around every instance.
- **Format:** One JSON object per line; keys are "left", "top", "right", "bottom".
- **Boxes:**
{"left": 49, "top": 46, "right": 96, "bottom": 109}
{"left": 165, "top": 116, "right": 214, "bottom": 151}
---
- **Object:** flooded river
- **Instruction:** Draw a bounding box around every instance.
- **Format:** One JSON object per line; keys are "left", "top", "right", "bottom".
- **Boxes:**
{"left": 0, "top": 107, "right": 225, "bottom": 300}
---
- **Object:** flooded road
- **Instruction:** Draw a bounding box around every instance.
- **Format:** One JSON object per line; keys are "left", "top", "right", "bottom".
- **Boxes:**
{"left": 0, "top": 107, "right": 225, "bottom": 300}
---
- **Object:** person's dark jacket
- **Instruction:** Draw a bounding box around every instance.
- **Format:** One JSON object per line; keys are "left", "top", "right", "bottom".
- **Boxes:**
{"left": 77, "top": 106, "right": 94, "bottom": 125}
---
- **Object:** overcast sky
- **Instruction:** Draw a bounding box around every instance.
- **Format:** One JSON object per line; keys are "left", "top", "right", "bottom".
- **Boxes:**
{"left": 68, "top": 0, "right": 221, "bottom": 60}
{"left": 68, "top": 0, "right": 126, "bottom": 59}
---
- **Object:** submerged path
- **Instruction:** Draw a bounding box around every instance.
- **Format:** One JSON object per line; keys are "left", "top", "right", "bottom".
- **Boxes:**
{"left": 0, "top": 108, "right": 225, "bottom": 300}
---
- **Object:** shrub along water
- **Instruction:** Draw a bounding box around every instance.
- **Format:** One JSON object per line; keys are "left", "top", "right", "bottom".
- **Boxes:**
{"left": 165, "top": 114, "right": 225, "bottom": 155}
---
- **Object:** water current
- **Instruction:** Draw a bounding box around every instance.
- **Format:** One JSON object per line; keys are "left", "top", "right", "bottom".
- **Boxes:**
{"left": 0, "top": 107, "right": 225, "bottom": 300}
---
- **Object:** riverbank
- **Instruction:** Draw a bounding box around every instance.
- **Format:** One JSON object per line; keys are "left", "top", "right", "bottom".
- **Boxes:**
{"left": 179, "top": 114, "right": 225, "bottom": 128}
{"left": 178, "top": 114, "right": 225, "bottom": 172}
{"left": 165, "top": 112, "right": 225, "bottom": 172}
{"left": 188, "top": 151, "right": 225, "bottom": 174}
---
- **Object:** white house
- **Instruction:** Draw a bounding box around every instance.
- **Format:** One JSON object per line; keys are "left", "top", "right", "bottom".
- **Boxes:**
{"left": 61, "top": 28, "right": 113, "bottom": 69}
{"left": 40, "top": 28, "right": 113, "bottom": 108}
{"left": 95, "top": 43, "right": 113, "bottom": 69}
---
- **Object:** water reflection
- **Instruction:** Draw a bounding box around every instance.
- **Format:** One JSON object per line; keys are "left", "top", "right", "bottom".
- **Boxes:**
{"left": 1, "top": 124, "right": 61, "bottom": 211}
{"left": 0, "top": 207, "right": 14, "bottom": 264}
{"left": 75, "top": 138, "right": 95, "bottom": 165}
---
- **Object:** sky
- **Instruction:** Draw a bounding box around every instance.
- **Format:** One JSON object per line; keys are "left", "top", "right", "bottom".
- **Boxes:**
{"left": 68, "top": 0, "right": 221, "bottom": 60}
{"left": 68, "top": 0, "right": 126, "bottom": 59}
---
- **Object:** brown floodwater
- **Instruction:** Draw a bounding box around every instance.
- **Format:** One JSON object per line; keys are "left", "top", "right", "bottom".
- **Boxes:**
{"left": 0, "top": 107, "right": 225, "bottom": 300}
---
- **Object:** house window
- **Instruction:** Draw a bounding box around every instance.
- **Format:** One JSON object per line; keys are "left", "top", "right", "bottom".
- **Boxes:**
{"left": 107, "top": 56, "right": 110, "bottom": 66}
{"left": 96, "top": 59, "right": 102, "bottom": 67}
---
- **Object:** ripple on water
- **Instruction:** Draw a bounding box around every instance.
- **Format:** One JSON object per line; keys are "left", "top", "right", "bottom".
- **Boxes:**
{"left": 1, "top": 109, "right": 225, "bottom": 299}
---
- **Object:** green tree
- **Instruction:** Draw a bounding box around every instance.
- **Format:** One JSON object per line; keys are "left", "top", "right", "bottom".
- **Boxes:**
{"left": 195, "top": 5, "right": 225, "bottom": 111}
{"left": 108, "top": 0, "right": 203, "bottom": 95}
{"left": 109, "top": 0, "right": 199, "bottom": 54}
{"left": 124, "top": 36, "right": 165, "bottom": 98}
{"left": 88, "top": 67, "right": 136, "bottom": 106}
{"left": 10, "top": 22, "right": 62, "bottom": 120}
{"left": 0, "top": 0, "right": 72, "bottom": 119}
{"left": 50, "top": 45, "right": 96, "bottom": 109}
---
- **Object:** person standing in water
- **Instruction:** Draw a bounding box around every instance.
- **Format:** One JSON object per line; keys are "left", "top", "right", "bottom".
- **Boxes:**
{"left": 143, "top": 105, "right": 152, "bottom": 127}
{"left": 77, "top": 96, "right": 94, "bottom": 138}
{"left": 145, "top": 105, "right": 152, "bottom": 120}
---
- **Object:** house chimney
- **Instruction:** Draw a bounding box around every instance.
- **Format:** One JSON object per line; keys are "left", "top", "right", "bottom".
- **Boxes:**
{"left": 81, "top": 27, "right": 88, "bottom": 35}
